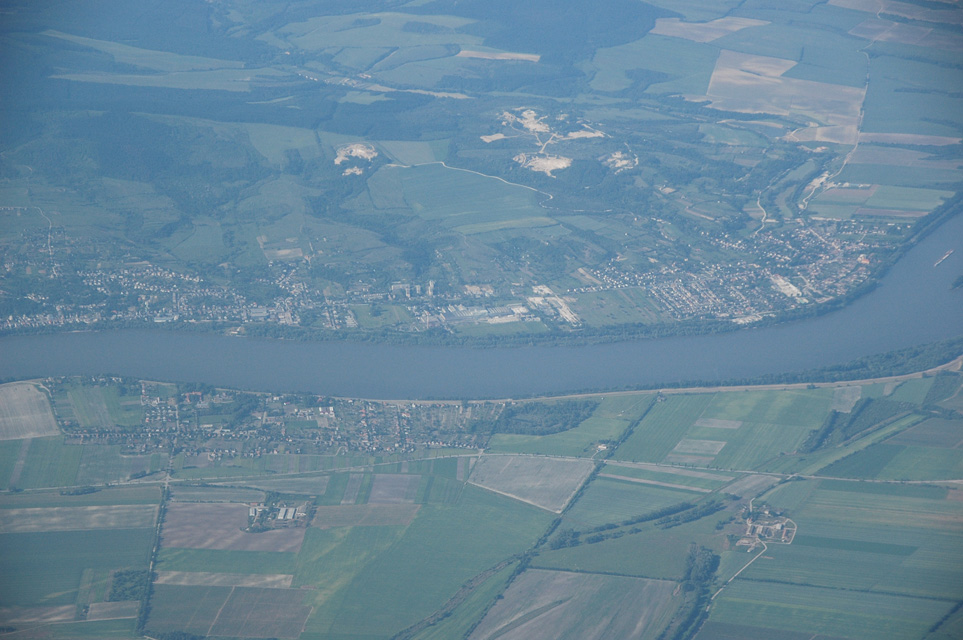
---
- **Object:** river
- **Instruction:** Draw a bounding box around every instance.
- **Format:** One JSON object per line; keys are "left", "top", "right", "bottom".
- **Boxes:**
{"left": 2, "top": 215, "right": 962, "bottom": 399}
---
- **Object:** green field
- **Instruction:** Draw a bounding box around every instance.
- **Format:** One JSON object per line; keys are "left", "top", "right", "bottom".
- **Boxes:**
{"left": 711, "top": 580, "right": 954, "bottom": 640}
{"left": 15, "top": 438, "right": 83, "bottom": 489}
{"left": 601, "top": 462, "right": 734, "bottom": 491}
{"left": 564, "top": 477, "right": 699, "bottom": 528}
{"left": 613, "top": 395, "right": 714, "bottom": 463}
{"left": 156, "top": 548, "right": 298, "bottom": 575}
{"left": 0, "top": 528, "right": 154, "bottom": 607}
{"left": 410, "top": 562, "right": 517, "bottom": 640}
{"left": 302, "top": 484, "right": 552, "bottom": 637}
{"left": 535, "top": 512, "right": 725, "bottom": 580}
{"left": 486, "top": 396, "right": 650, "bottom": 457}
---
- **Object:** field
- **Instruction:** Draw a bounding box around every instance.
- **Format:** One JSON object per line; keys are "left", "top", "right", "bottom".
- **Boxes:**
{"left": 300, "top": 484, "right": 552, "bottom": 638}
{"left": 155, "top": 548, "right": 297, "bottom": 576}
{"left": 563, "top": 477, "right": 699, "bottom": 529}
{"left": 468, "top": 569, "right": 678, "bottom": 640}
{"left": 0, "top": 382, "right": 59, "bottom": 440}
{"left": 601, "top": 461, "right": 735, "bottom": 492}
{"left": 312, "top": 503, "right": 420, "bottom": 528}
{"left": 0, "top": 528, "right": 154, "bottom": 609}
{"left": 0, "top": 504, "right": 157, "bottom": 533}
{"left": 709, "top": 581, "right": 954, "bottom": 640}
{"left": 162, "top": 502, "right": 306, "bottom": 552}
{"left": 154, "top": 571, "right": 293, "bottom": 588}
{"left": 147, "top": 585, "right": 312, "bottom": 639}
{"left": 468, "top": 455, "right": 594, "bottom": 512}
{"left": 366, "top": 163, "right": 555, "bottom": 233}
{"left": 487, "top": 396, "right": 651, "bottom": 457}
{"left": 614, "top": 390, "right": 830, "bottom": 470}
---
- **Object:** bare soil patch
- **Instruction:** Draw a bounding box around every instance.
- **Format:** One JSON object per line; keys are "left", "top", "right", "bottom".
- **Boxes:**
{"left": 162, "top": 503, "right": 305, "bottom": 552}
{"left": 723, "top": 474, "right": 781, "bottom": 498}
{"left": 469, "top": 569, "right": 676, "bottom": 640}
{"left": 458, "top": 50, "right": 540, "bottom": 62}
{"left": 606, "top": 461, "right": 734, "bottom": 481}
{"left": 0, "top": 605, "right": 75, "bottom": 625}
{"left": 673, "top": 439, "right": 727, "bottom": 455}
{"left": 0, "top": 382, "right": 59, "bottom": 440}
{"left": 651, "top": 17, "right": 768, "bottom": 42}
{"left": 155, "top": 571, "right": 293, "bottom": 588}
{"left": 87, "top": 601, "right": 139, "bottom": 620}
{"left": 207, "top": 587, "right": 311, "bottom": 639}
{"left": 0, "top": 504, "right": 157, "bottom": 533}
{"left": 705, "top": 50, "right": 864, "bottom": 145}
{"left": 598, "top": 473, "right": 710, "bottom": 493}
{"left": 311, "top": 503, "right": 420, "bottom": 528}
{"left": 469, "top": 455, "right": 594, "bottom": 513}
{"left": 368, "top": 473, "right": 420, "bottom": 504}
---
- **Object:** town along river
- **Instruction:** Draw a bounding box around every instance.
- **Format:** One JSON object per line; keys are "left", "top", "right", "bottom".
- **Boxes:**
{"left": 2, "top": 215, "right": 962, "bottom": 399}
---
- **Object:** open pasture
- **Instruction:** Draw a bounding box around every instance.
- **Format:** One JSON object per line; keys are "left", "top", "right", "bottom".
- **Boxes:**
{"left": 66, "top": 383, "right": 142, "bottom": 430}
{"left": 173, "top": 485, "right": 267, "bottom": 503}
{"left": 711, "top": 579, "right": 954, "bottom": 640}
{"left": 537, "top": 513, "right": 725, "bottom": 580}
{"left": 0, "top": 504, "right": 156, "bottom": 534}
{"left": 762, "top": 479, "right": 963, "bottom": 599}
{"left": 242, "top": 123, "right": 322, "bottom": 166}
{"left": 0, "top": 382, "right": 59, "bottom": 440}
{"left": 0, "top": 528, "right": 153, "bottom": 608}
{"left": 886, "top": 418, "right": 963, "bottom": 448}
{"left": 162, "top": 503, "right": 305, "bottom": 552}
{"left": 708, "top": 420, "right": 814, "bottom": 470}
{"left": 701, "top": 388, "right": 830, "bottom": 428}
{"left": 705, "top": 50, "right": 864, "bottom": 144}
{"left": 86, "top": 600, "right": 139, "bottom": 621}
{"left": 0, "top": 605, "right": 76, "bottom": 626}
{"left": 156, "top": 548, "right": 297, "bottom": 576}
{"left": 370, "top": 163, "right": 553, "bottom": 232}
{"left": 601, "top": 461, "right": 734, "bottom": 491}
{"left": 303, "top": 485, "right": 551, "bottom": 638}
{"left": 366, "top": 473, "right": 421, "bottom": 504}
{"left": 15, "top": 438, "right": 82, "bottom": 489}
{"left": 312, "top": 503, "right": 420, "bottom": 528}
{"left": 468, "top": 569, "right": 677, "bottom": 640}
{"left": 571, "top": 288, "right": 664, "bottom": 327}
{"left": 275, "top": 12, "right": 478, "bottom": 51}
{"left": 52, "top": 67, "right": 288, "bottom": 92}
{"left": 145, "top": 585, "right": 231, "bottom": 637}
{"left": 487, "top": 415, "right": 631, "bottom": 457}
{"left": 469, "top": 455, "right": 594, "bottom": 512}
{"left": 377, "top": 139, "right": 447, "bottom": 166}
{"left": 591, "top": 34, "right": 718, "bottom": 94}
{"left": 564, "top": 477, "right": 697, "bottom": 528}
{"left": 43, "top": 30, "right": 244, "bottom": 73}
{"left": 412, "top": 562, "right": 517, "bottom": 640}
{"left": 614, "top": 394, "right": 713, "bottom": 463}
{"left": 0, "top": 485, "right": 161, "bottom": 509}
{"left": 863, "top": 186, "right": 954, "bottom": 212}
{"left": 207, "top": 587, "right": 311, "bottom": 639}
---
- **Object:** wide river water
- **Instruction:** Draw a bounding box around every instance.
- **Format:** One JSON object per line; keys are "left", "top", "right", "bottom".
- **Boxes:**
{"left": 2, "top": 215, "right": 962, "bottom": 399}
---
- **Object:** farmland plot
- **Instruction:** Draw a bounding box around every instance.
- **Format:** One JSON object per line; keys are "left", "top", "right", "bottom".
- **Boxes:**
{"left": 0, "top": 504, "right": 157, "bottom": 533}
{"left": 0, "top": 382, "right": 59, "bottom": 440}
{"left": 468, "top": 454, "right": 594, "bottom": 512}
{"left": 469, "top": 569, "right": 678, "bottom": 640}
{"left": 162, "top": 503, "right": 305, "bottom": 552}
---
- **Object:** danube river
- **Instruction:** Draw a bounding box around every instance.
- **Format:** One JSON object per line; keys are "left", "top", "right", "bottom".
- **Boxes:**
{"left": 2, "top": 216, "right": 962, "bottom": 399}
